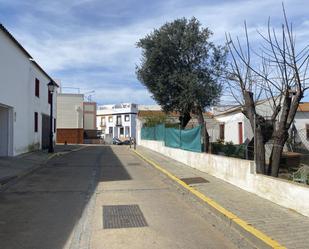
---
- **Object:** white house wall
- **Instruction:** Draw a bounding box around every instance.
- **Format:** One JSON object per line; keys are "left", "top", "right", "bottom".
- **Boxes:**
{"left": 0, "top": 29, "right": 56, "bottom": 156}
{"left": 56, "top": 94, "right": 83, "bottom": 129}
{"left": 215, "top": 112, "right": 251, "bottom": 144}
{"left": 28, "top": 63, "right": 57, "bottom": 152}
{"left": 96, "top": 103, "right": 137, "bottom": 139}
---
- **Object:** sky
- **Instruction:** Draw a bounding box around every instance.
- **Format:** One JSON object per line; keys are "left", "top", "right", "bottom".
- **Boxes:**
{"left": 0, "top": 0, "right": 308, "bottom": 105}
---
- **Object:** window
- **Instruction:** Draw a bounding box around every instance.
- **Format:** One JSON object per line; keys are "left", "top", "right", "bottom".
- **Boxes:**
{"left": 34, "top": 112, "right": 38, "bottom": 132}
{"left": 219, "top": 123, "right": 225, "bottom": 140}
{"left": 101, "top": 117, "right": 106, "bottom": 126}
{"left": 108, "top": 116, "right": 113, "bottom": 122}
{"left": 116, "top": 115, "right": 121, "bottom": 125}
{"left": 125, "top": 126, "right": 130, "bottom": 137}
{"left": 125, "top": 114, "right": 130, "bottom": 122}
{"left": 48, "top": 90, "right": 52, "bottom": 104}
{"left": 120, "top": 127, "right": 124, "bottom": 135}
{"left": 54, "top": 118, "right": 56, "bottom": 133}
{"left": 35, "top": 78, "right": 40, "bottom": 97}
{"left": 109, "top": 127, "right": 113, "bottom": 134}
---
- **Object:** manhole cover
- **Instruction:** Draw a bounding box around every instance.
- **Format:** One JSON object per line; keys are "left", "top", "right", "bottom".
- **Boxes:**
{"left": 103, "top": 205, "right": 148, "bottom": 229}
{"left": 180, "top": 177, "right": 209, "bottom": 185}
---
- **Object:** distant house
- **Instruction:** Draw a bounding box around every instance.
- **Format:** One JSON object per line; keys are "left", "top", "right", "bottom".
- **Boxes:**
{"left": 213, "top": 105, "right": 252, "bottom": 145}
{"left": 83, "top": 102, "right": 97, "bottom": 139}
{"left": 96, "top": 103, "right": 138, "bottom": 140}
{"left": 292, "top": 102, "right": 309, "bottom": 150}
{"left": 56, "top": 93, "right": 84, "bottom": 144}
{"left": 56, "top": 93, "right": 97, "bottom": 144}
{"left": 0, "top": 24, "right": 57, "bottom": 156}
{"left": 212, "top": 101, "right": 309, "bottom": 149}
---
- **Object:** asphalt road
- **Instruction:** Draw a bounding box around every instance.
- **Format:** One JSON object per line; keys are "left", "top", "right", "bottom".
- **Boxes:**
{"left": 0, "top": 145, "right": 238, "bottom": 249}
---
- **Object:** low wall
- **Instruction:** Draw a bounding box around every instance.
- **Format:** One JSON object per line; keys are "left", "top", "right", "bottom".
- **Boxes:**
{"left": 140, "top": 139, "right": 309, "bottom": 217}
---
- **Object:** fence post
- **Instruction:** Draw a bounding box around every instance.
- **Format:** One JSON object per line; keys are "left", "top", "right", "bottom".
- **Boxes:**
{"left": 179, "top": 124, "right": 182, "bottom": 149}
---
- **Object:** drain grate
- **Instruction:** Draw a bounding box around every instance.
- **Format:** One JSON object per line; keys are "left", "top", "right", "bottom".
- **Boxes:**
{"left": 127, "top": 163, "right": 141, "bottom": 166}
{"left": 52, "top": 162, "right": 67, "bottom": 166}
{"left": 103, "top": 205, "right": 148, "bottom": 229}
{"left": 180, "top": 177, "right": 209, "bottom": 185}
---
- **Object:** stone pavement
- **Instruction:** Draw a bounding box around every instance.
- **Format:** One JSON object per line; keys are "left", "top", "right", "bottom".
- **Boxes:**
{"left": 0, "top": 144, "right": 84, "bottom": 189}
{"left": 89, "top": 146, "right": 240, "bottom": 249}
{"left": 136, "top": 146, "right": 309, "bottom": 249}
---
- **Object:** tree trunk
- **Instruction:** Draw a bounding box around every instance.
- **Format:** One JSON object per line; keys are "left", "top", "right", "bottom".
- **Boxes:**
{"left": 179, "top": 111, "right": 191, "bottom": 129}
{"left": 195, "top": 106, "right": 210, "bottom": 152}
{"left": 243, "top": 91, "right": 267, "bottom": 174}
{"left": 269, "top": 130, "right": 288, "bottom": 177}
{"left": 255, "top": 127, "right": 266, "bottom": 174}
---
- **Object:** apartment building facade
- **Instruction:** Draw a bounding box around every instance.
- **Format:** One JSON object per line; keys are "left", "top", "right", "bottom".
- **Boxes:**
{"left": 56, "top": 93, "right": 84, "bottom": 144}
{"left": 96, "top": 103, "right": 138, "bottom": 140}
{"left": 0, "top": 24, "right": 57, "bottom": 156}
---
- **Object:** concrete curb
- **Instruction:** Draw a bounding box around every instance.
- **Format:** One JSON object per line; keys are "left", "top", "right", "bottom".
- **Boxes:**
{"left": 0, "top": 146, "right": 88, "bottom": 192}
{"left": 132, "top": 149, "right": 286, "bottom": 249}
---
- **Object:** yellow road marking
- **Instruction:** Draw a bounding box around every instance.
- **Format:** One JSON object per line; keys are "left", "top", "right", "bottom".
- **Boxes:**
{"left": 132, "top": 149, "right": 286, "bottom": 249}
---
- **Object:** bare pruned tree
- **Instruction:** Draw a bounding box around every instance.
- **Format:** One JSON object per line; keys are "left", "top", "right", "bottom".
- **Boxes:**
{"left": 226, "top": 4, "right": 309, "bottom": 176}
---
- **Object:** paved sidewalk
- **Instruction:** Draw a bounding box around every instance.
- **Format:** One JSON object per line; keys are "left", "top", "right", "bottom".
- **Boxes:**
{"left": 0, "top": 145, "right": 84, "bottom": 188}
{"left": 136, "top": 146, "right": 309, "bottom": 249}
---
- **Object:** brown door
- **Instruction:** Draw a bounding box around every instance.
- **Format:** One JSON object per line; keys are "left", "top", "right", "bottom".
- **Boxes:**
{"left": 238, "top": 122, "right": 243, "bottom": 144}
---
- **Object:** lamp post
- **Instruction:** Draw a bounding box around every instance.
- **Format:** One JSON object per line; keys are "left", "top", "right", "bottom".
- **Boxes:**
{"left": 47, "top": 81, "right": 57, "bottom": 153}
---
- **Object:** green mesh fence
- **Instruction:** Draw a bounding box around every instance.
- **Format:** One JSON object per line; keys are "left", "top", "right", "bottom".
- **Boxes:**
{"left": 141, "top": 124, "right": 202, "bottom": 152}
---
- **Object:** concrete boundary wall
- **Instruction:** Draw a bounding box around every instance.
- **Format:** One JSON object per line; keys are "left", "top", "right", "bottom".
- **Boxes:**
{"left": 140, "top": 139, "right": 309, "bottom": 217}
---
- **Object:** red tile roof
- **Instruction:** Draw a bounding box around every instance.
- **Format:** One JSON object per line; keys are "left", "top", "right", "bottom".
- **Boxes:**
{"left": 297, "top": 102, "right": 309, "bottom": 112}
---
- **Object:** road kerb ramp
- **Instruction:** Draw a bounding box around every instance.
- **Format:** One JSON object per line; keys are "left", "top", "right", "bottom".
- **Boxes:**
{"left": 132, "top": 149, "right": 286, "bottom": 249}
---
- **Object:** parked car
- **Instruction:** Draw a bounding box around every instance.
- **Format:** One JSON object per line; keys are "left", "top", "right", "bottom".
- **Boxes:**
{"left": 112, "top": 137, "right": 123, "bottom": 145}
{"left": 122, "top": 140, "right": 131, "bottom": 145}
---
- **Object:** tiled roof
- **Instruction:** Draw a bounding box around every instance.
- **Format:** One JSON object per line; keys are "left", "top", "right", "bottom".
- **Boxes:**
{"left": 297, "top": 102, "right": 309, "bottom": 112}
{"left": 138, "top": 110, "right": 213, "bottom": 118}
{"left": 138, "top": 110, "right": 179, "bottom": 117}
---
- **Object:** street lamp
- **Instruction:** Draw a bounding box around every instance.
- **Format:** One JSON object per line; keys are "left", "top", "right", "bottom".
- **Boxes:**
{"left": 47, "top": 80, "right": 57, "bottom": 153}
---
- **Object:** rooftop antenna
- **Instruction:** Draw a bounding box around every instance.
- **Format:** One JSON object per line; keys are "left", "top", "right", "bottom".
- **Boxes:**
{"left": 83, "top": 90, "right": 95, "bottom": 102}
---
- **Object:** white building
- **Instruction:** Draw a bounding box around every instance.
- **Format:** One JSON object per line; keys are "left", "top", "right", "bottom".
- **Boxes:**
{"left": 213, "top": 106, "right": 252, "bottom": 145}
{"left": 212, "top": 100, "right": 309, "bottom": 147}
{"left": 0, "top": 24, "right": 57, "bottom": 156}
{"left": 292, "top": 102, "right": 309, "bottom": 150}
{"left": 56, "top": 94, "right": 84, "bottom": 144}
{"left": 96, "top": 103, "right": 138, "bottom": 140}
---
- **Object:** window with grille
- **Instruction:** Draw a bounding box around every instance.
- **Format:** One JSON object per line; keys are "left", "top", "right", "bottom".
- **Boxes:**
{"left": 35, "top": 78, "right": 40, "bottom": 97}
{"left": 34, "top": 112, "right": 38, "bottom": 132}
{"left": 116, "top": 115, "right": 121, "bottom": 125}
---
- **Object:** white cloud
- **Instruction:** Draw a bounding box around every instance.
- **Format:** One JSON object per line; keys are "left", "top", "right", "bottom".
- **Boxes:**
{"left": 4, "top": 0, "right": 308, "bottom": 104}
